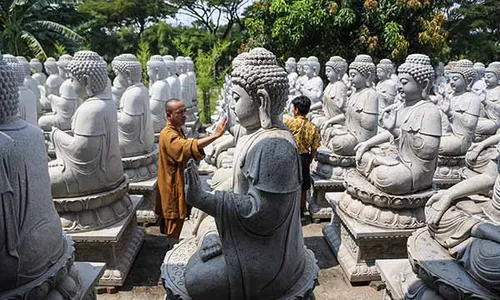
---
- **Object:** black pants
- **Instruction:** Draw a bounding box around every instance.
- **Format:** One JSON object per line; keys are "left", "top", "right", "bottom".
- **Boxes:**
{"left": 300, "top": 153, "right": 312, "bottom": 191}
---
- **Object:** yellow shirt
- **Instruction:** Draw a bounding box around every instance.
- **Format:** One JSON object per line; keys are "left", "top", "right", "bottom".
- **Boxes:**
{"left": 283, "top": 115, "right": 320, "bottom": 154}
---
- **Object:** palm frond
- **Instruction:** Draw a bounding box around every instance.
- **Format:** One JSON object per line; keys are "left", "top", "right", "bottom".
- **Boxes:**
{"left": 28, "top": 20, "right": 85, "bottom": 42}
{"left": 20, "top": 30, "right": 46, "bottom": 59}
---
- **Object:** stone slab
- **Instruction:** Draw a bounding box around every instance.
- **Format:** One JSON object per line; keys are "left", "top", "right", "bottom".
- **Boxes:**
{"left": 376, "top": 259, "right": 410, "bottom": 300}
{"left": 69, "top": 195, "right": 143, "bottom": 242}
{"left": 308, "top": 177, "right": 344, "bottom": 222}
{"left": 75, "top": 262, "right": 106, "bottom": 299}
{"left": 129, "top": 178, "right": 159, "bottom": 225}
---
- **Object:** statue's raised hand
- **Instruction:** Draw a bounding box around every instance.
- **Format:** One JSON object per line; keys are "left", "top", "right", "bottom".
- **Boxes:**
{"left": 184, "top": 159, "right": 202, "bottom": 205}
{"left": 425, "top": 191, "right": 453, "bottom": 225}
{"left": 381, "top": 104, "right": 398, "bottom": 131}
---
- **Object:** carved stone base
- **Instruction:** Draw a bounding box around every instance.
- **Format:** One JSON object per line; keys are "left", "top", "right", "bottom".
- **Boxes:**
{"left": 0, "top": 234, "right": 104, "bottom": 300}
{"left": 129, "top": 177, "right": 159, "bottom": 225}
{"left": 122, "top": 146, "right": 159, "bottom": 183}
{"left": 407, "top": 228, "right": 500, "bottom": 300}
{"left": 69, "top": 195, "right": 145, "bottom": 287}
{"left": 323, "top": 194, "right": 417, "bottom": 283}
{"left": 161, "top": 238, "right": 319, "bottom": 300}
{"left": 434, "top": 155, "right": 465, "bottom": 188}
{"left": 311, "top": 147, "right": 355, "bottom": 181}
{"left": 308, "top": 176, "right": 344, "bottom": 221}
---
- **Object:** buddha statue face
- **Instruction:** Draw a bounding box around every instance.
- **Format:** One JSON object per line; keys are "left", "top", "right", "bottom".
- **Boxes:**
{"left": 232, "top": 84, "right": 260, "bottom": 130}
{"left": 325, "top": 66, "right": 336, "bottom": 82}
{"left": 44, "top": 58, "right": 58, "bottom": 75}
{"left": 297, "top": 63, "right": 304, "bottom": 76}
{"left": 449, "top": 72, "right": 467, "bottom": 93}
{"left": 396, "top": 54, "right": 434, "bottom": 103}
{"left": 398, "top": 73, "right": 422, "bottom": 102}
{"left": 303, "top": 63, "right": 314, "bottom": 79}
{"left": 485, "top": 72, "right": 498, "bottom": 88}
{"left": 285, "top": 62, "right": 296, "bottom": 74}
{"left": 349, "top": 69, "right": 367, "bottom": 89}
{"left": 377, "top": 67, "right": 388, "bottom": 81}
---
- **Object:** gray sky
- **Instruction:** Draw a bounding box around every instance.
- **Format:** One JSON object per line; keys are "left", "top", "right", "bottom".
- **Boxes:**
{"left": 168, "top": 0, "right": 253, "bottom": 26}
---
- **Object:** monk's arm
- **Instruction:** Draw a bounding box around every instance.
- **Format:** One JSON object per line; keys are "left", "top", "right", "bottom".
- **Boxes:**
{"left": 168, "top": 135, "right": 205, "bottom": 163}
{"left": 197, "top": 132, "right": 223, "bottom": 149}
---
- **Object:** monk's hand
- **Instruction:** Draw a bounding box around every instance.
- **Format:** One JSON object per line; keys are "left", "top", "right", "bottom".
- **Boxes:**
{"left": 214, "top": 116, "right": 227, "bottom": 138}
{"left": 354, "top": 142, "right": 369, "bottom": 162}
{"left": 184, "top": 160, "right": 202, "bottom": 203}
{"left": 425, "top": 191, "right": 453, "bottom": 225}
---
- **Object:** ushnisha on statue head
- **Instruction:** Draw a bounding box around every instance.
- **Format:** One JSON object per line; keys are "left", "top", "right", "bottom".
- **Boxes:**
{"left": 325, "top": 56, "right": 348, "bottom": 82}
{"left": 0, "top": 52, "right": 20, "bottom": 123}
{"left": 449, "top": 59, "right": 477, "bottom": 92}
{"left": 349, "top": 54, "right": 376, "bottom": 89}
{"left": 68, "top": 50, "right": 108, "bottom": 99}
{"left": 112, "top": 53, "right": 142, "bottom": 86}
{"left": 230, "top": 47, "right": 289, "bottom": 130}
{"left": 3, "top": 55, "right": 25, "bottom": 88}
{"left": 397, "top": 54, "right": 435, "bottom": 102}
{"left": 147, "top": 55, "right": 168, "bottom": 82}
{"left": 231, "top": 52, "right": 248, "bottom": 70}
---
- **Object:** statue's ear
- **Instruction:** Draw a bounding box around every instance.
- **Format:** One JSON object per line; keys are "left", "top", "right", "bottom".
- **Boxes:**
{"left": 421, "top": 78, "right": 430, "bottom": 98}
{"left": 257, "top": 88, "right": 272, "bottom": 129}
{"left": 82, "top": 74, "right": 92, "bottom": 95}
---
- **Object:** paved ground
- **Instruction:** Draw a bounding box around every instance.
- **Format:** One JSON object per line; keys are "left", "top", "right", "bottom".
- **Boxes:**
{"left": 98, "top": 219, "right": 383, "bottom": 300}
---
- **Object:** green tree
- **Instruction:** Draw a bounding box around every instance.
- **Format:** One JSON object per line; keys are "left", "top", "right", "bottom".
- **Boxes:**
{"left": 0, "top": 0, "right": 84, "bottom": 59}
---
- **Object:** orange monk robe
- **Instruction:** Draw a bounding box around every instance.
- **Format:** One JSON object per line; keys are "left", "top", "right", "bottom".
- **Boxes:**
{"left": 156, "top": 121, "right": 204, "bottom": 239}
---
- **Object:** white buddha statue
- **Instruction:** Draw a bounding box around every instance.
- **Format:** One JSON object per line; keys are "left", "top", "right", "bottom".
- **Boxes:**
{"left": 44, "top": 57, "right": 63, "bottom": 99}
{"left": 147, "top": 55, "right": 171, "bottom": 133}
{"left": 176, "top": 56, "right": 193, "bottom": 108}
{"left": 163, "top": 55, "right": 181, "bottom": 99}
{"left": 16, "top": 56, "right": 41, "bottom": 107}
{"left": 375, "top": 58, "right": 397, "bottom": 112}
{"left": 29, "top": 58, "right": 46, "bottom": 86}
{"left": 186, "top": 56, "right": 197, "bottom": 107}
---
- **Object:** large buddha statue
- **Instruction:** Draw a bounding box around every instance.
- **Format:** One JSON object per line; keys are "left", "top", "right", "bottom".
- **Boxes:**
{"left": 354, "top": 54, "right": 441, "bottom": 195}
{"left": 300, "top": 56, "right": 324, "bottom": 111}
{"left": 38, "top": 54, "right": 79, "bottom": 131}
{"left": 163, "top": 55, "right": 181, "bottom": 99}
{"left": 29, "top": 58, "right": 46, "bottom": 86}
{"left": 112, "top": 54, "right": 155, "bottom": 157}
{"left": 176, "top": 56, "right": 193, "bottom": 108}
{"left": 375, "top": 58, "right": 397, "bottom": 112}
{"left": 163, "top": 47, "right": 318, "bottom": 300}
{"left": 439, "top": 59, "right": 481, "bottom": 156}
{"left": 49, "top": 51, "right": 125, "bottom": 199}
{"left": 4, "top": 55, "right": 38, "bottom": 126}
{"left": 0, "top": 52, "right": 84, "bottom": 299}
{"left": 147, "top": 55, "right": 171, "bottom": 133}
{"left": 321, "top": 54, "right": 378, "bottom": 156}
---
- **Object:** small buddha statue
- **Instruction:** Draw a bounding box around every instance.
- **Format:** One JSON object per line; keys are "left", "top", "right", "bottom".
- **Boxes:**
{"left": 16, "top": 56, "right": 41, "bottom": 106}
{"left": 176, "top": 56, "right": 193, "bottom": 108}
{"left": 321, "top": 54, "right": 379, "bottom": 156}
{"left": 38, "top": 54, "right": 79, "bottom": 131}
{"left": 473, "top": 62, "right": 487, "bottom": 96}
{"left": 44, "top": 57, "right": 63, "bottom": 100}
{"left": 439, "top": 59, "right": 482, "bottom": 156}
{"left": 285, "top": 57, "right": 299, "bottom": 96}
{"left": 49, "top": 50, "right": 125, "bottom": 198}
{"left": 475, "top": 62, "right": 500, "bottom": 137}
{"left": 178, "top": 47, "right": 317, "bottom": 300}
{"left": 295, "top": 56, "right": 308, "bottom": 95}
{"left": 355, "top": 54, "right": 441, "bottom": 195}
{"left": 112, "top": 54, "right": 155, "bottom": 158}
{"left": 29, "top": 58, "right": 46, "bottom": 86}
{"left": 376, "top": 58, "right": 397, "bottom": 112}
{"left": 300, "top": 56, "right": 324, "bottom": 110}
{"left": 163, "top": 55, "right": 181, "bottom": 99}
{"left": 0, "top": 51, "right": 86, "bottom": 299}
{"left": 4, "top": 55, "right": 38, "bottom": 125}
{"left": 147, "top": 55, "right": 171, "bottom": 133}
{"left": 186, "top": 57, "right": 197, "bottom": 107}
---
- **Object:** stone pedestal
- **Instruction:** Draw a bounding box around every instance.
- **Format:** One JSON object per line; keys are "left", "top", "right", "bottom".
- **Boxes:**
{"left": 129, "top": 177, "right": 159, "bottom": 225}
{"left": 309, "top": 147, "right": 355, "bottom": 222}
{"left": 122, "top": 145, "right": 159, "bottom": 183}
{"left": 161, "top": 238, "right": 319, "bottom": 300}
{"left": 75, "top": 262, "right": 107, "bottom": 300}
{"left": 433, "top": 155, "right": 465, "bottom": 188}
{"left": 323, "top": 193, "right": 416, "bottom": 283}
{"left": 69, "top": 195, "right": 145, "bottom": 287}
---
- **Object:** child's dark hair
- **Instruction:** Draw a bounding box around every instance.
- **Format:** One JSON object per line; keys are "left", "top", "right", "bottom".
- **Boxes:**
{"left": 291, "top": 95, "right": 311, "bottom": 115}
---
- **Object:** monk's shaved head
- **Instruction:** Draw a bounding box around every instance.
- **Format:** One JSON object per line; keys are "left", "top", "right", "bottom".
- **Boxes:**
{"left": 166, "top": 98, "right": 187, "bottom": 127}
{"left": 166, "top": 98, "right": 183, "bottom": 113}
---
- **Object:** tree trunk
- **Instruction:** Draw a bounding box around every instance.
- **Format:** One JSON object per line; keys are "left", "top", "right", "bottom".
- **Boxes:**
{"left": 203, "top": 89, "right": 210, "bottom": 124}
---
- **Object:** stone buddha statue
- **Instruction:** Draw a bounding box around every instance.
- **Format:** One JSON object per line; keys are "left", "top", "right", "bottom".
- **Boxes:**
{"left": 439, "top": 59, "right": 482, "bottom": 156}
{"left": 163, "top": 55, "right": 181, "bottom": 99}
{"left": 49, "top": 51, "right": 125, "bottom": 199}
{"left": 170, "top": 48, "right": 318, "bottom": 300}
{"left": 311, "top": 56, "right": 348, "bottom": 128}
{"left": 112, "top": 54, "right": 155, "bottom": 158}
{"left": 475, "top": 62, "right": 500, "bottom": 137}
{"left": 176, "top": 56, "right": 193, "bottom": 108}
{"left": 147, "top": 55, "right": 171, "bottom": 133}
{"left": 295, "top": 56, "right": 308, "bottom": 95}
{"left": 321, "top": 54, "right": 379, "bottom": 156}
{"left": 4, "top": 55, "right": 38, "bottom": 126}
{"left": 300, "top": 56, "right": 324, "bottom": 110}
{"left": 44, "top": 57, "right": 63, "bottom": 100}
{"left": 473, "top": 62, "right": 487, "bottom": 96}
{"left": 17, "top": 56, "right": 41, "bottom": 108}
{"left": 186, "top": 56, "right": 197, "bottom": 107}
{"left": 0, "top": 52, "right": 83, "bottom": 299}
{"left": 29, "top": 58, "right": 46, "bottom": 86}
{"left": 376, "top": 58, "right": 397, "bottom": 112}
{"left": 111, "top": 56, "right": 127, "bottom": 109}
{"left": 355, "top": 54, "right": 441, "bottom": 195}
{"left": 38, "top": 54, "right": 79, "bottom": 131}
{"left": 285, "top": 57, "right": 299, "bottom": 96}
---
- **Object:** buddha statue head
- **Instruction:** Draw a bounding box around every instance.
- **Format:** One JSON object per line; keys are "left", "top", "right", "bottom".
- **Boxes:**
{"left": 376, "top": 58, "right": 394, "bottom": 81}
{"left": 396, "top": 54, "right": 434, "bottom": 103}
{"left": 231, "top": 47, "right": 288, "bottom": 131}
{"left": 185, "top": 57, "right": 194, "bottom": 72}
{"left": 444, "top": 61, "right": 457, "bottom": 79}
{"left": 231, "top": 52, "right": 248, "bottom": 70}
{"left": 297, "top": 57, "right": 307, "bottom": 76}
{"left": 16, "top": 56, "right": 31, "bottom": 78}
{"left": 68, "top": 50, "right": 108, "bottom": 99}
{"left": 473, "top": 62, "right": 485, "bottom": 79}
{"left": 304, "top": 56, "right": 320, "bottom": 78}
{"left": 484, "top": 62, "right": 500, "bottom": 88}
{"left": 56, "top": 54, "right": 73, "bottom": 80}
{"left": 325, "top": 56, "right": 347, "bottom": 83}
{"left": 4, "top": 55, "right": 25, "bottom": 88}
{"left": 175, "top": 56, "right": 186, "bottom": 74}
{"left": 349, "top": 54, "right": 376, "bottom": 89}
{"left": 147, "top": 55, "right": 168, "bottom": 82}
{"left": 112, "top": 53, "right": 143, "bottom": 87}
{"left": 285, "top": 57, "right": 297, "bottom": 74}
{"left": 29, "top": 58, "right": 43, "bottom": 74}
{"left": 449, "top": 59, "right": 476, "bottom": 93}
{"left": 44, "top": 57, "right": 58, "bottom": 75}
{"left": 0, "top": 53, "right": 20, "bottom": 123}
{"left": 163, "top": 55, "right": 176, "bottom": 76}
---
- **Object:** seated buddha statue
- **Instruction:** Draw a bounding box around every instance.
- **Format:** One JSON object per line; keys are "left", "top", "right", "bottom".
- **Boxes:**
{"left": 476, "top": 62, "right": 500, "bottom": 137}
{"left": 321, "top": 54, "right": 379, "bottom": 156}
{"left": 176, "top": 56, "right": 193, "bottom": 109}
{"left": 49, "top": 51, "right": 125, "bottom": 198}
{"left": 286, "top": 57, "right": 299, "bottom": 97}
{"left": 16, "top": 56, "right": 41, "bottom": 107}
{"left": 185, "top": 57, "right": 197, "bottom": 107}
{"left": 294, "top": 57, "right": 308, "bottom": 96}
{"left": 355, "top": 54, "right": 442, "bottom": 195}
{"left": 163, "top": 55, "right": 181, "bottom": 99}
{"left": 439, "top": 59, "right": 482, "bottom": 156}
{"left": 147, "top": 55, "right": 171, "bottom": 133}
{"left": 375, "top": 58, "right": 397, "bottom": 112}
{"left": 180, "top": 48, "right": 317, "bottom": 300}
{"left": 300, "top": 56, "right": 323, "bottom": 112}
{"left": 112, "top": 54, "right": 155, "bottom": 157}
{"left": 43, "top": 57, "right": 63, "bottom": 110}
{"left": 29, "top": 58, "right": 46, "bottom": 86}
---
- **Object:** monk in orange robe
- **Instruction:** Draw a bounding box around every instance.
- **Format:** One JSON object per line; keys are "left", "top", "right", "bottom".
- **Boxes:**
{"left": 156, "top": 99, "right": 226, "bottom": 241}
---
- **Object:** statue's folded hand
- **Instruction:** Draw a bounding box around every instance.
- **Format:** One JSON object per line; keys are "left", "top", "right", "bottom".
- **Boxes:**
{"left": 425, "top": 192, "right": 453, "bottom": 225}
